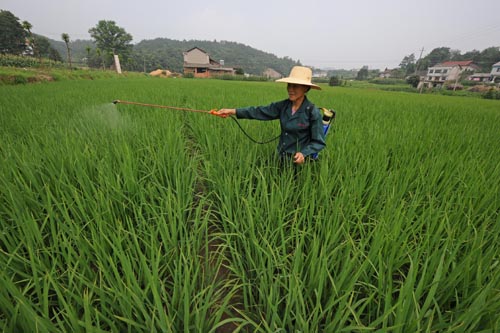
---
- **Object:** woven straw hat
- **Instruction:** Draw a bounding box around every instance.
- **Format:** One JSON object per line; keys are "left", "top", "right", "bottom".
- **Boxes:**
{"left": 276, "top": 66, "right": 321, "bottom": 90}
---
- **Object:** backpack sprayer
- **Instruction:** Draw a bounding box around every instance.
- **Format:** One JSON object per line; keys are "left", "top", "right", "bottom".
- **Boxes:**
{"left": 113, "top": 100, "right": 335, "bottom": 156}
{"left": 311, "top": 107, "right": 336, "bottom": 159}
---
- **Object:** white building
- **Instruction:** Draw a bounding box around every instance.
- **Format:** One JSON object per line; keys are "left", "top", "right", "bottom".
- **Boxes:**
{"left": 490, "top": 61, "right": 500, "bottom": 83}
{"left": 424, "top": 60, "right": 479, "bottom": 88}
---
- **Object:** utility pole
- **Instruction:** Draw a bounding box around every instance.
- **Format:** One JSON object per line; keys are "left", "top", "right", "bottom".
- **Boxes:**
{"left": 414, "top": 47, "right": 425, "bottom": 74}
{"left": 454, "top": 64, "right": 462, "bottom": 91}
{"left": 415, "top": 47, "right": 425, "bottom": 94}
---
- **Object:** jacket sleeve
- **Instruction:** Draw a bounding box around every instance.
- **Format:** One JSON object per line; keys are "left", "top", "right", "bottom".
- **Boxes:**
{"left": 235, "top": 101, "right": 285, "bottom": 120}
{"left": 300, "top": 107, "right": 326, "bottom": 156}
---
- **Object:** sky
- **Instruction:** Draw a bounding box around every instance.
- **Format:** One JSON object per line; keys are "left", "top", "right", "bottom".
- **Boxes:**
{"left": 2, "top": 0, "right": 500, "bottom": 70}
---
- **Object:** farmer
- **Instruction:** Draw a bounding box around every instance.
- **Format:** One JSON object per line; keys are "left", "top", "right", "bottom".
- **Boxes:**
{"left": 214, "top": 66, "right": 326, "bottom": 165}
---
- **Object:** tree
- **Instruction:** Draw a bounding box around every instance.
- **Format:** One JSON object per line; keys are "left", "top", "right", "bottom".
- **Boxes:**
{"left": 95, "top": 48, "right": 105, "bottom": 70}
{"left": 88, "top": 20, "right": 133, "bottom": 68}
{"left": 423, "top": 47, "right": 451, "bottom": 67}
{"left": 85, "top": 46, "right": 91, "bottom": 67}
{"left": 399, "top": 54, "right": 417, "bottom": 76}
{"left": 61, "top": 33, "right": 72, "bottom": 69}
{"left": 449, "top": 49, "right": 462, "bottom": 60}
{"left": 399, "top": 54, "right": 415, "bottom": 69}
{"left": 0, "top": 10, "right": 27, "bottom": 54}
{"left": 34, "top": 35, "right": 62, "bottom": 61}
{"left": 47, "top": 44, "right": 63, "bottom": 62}
{"left": 356, "top": 66, "right": 369, "bottom": 80}
{"left": 462, "top": 49, "right": 481, "bottom": 66}
{"left": 478, "top": 47, "right": 500, "bottom": 72}
{"left": 22, "top": 20, "right": 36, "bottom": 57}
{"left": 406, "top": 75, "right": 420, "bottom": 88}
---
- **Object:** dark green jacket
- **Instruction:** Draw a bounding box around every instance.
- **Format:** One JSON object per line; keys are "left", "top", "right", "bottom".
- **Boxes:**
{"left": 236, "top": 97, "right": 326, "bottom": 157}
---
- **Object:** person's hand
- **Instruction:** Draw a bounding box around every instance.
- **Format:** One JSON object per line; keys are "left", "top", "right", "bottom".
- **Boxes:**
{"left": 293, "top": 152, "right": 305, "bottom": 164}
{"left": 213, "top": 109, "right": 236, "bottom": 118}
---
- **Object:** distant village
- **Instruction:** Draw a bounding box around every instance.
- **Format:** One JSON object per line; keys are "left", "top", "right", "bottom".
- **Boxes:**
{"left": 167, "top": 47, "right": 500, "bottom": 90}
{"left": 378, "top": 60, "right": 500, "bottom": 89}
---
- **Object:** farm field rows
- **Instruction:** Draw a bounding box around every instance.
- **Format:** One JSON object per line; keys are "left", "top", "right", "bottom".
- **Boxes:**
{"left": 1, "top": 77, "right": 499, "bottom": 332}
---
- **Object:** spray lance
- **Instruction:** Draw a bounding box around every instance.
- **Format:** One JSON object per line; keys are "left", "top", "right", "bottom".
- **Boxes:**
{"left": 112, "top": 99, "right": 225, "bottom": 117}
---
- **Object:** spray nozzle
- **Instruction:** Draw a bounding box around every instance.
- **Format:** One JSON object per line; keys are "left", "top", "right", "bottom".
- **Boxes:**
{"left": 112, "top": 100, "right": 120, "bottom": 104}
{"left": 209, "top": 110, "right": 229, "bottom": 118}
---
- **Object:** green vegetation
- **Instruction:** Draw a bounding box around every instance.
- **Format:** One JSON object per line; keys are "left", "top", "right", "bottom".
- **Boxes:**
{"left": 0, "top": 64, "right": 145, "bottom": 85}
{"left": 1, "top": 77, "right": 499, "bottom": 332}
{"left": 0, "top": 54, "right": 64, "bottom": 68}
{"left": 0, "top": 10, "right": 27, "bottom": 55}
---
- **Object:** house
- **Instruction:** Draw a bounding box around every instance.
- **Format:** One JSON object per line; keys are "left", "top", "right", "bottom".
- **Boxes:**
{"left": 423, "top": 60, "right": 479, "bottom": 88}
{"left": 312, "top": 70, "right": 328, "bottom": 78}
{"left": 379, "top": 68, "right": 394, "bottom": 78}
{"left": 467, "top": 73, "right": 492, "bottom": 82}
{"left": 490, "top": 61, "right": 500, "bottom": 83}
{"left": 183, "top": 47, "right": 234, "bottom": 78}
{"left": 263, "top": 68, "right": 282, "bottom": 79}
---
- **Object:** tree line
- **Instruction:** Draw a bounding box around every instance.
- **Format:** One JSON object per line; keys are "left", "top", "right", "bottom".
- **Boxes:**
{"left": 1, "top": 10, "right": 134, "bottom": 71}
{"left": 399, "top": 47, "right": 500, "bottom": 74}
{"left": 0, "top": 9, "right": 299, "bottom": 75}
{"left": 0, "top": 10, "right": 62, "bottom": 62}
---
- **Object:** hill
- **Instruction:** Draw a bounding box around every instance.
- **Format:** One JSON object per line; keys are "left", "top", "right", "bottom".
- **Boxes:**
{"left": 132, "top": 38, "right": 300, "bottom": 75}
{"left": 48, "top": 37, "right": 301, "bottom": 76}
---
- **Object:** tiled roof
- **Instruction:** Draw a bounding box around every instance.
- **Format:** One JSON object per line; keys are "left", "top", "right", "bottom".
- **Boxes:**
{"left": 438, "top": 60, "right": 474, "bottom": 67}
{"left": 185, "top": 46, "right": 207, "bottom": 54}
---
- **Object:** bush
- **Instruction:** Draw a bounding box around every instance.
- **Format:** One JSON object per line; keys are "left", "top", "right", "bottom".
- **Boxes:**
{"left": 0, "top": 74, "right": 27, "bottom": 85}
{"left": 329, "top": 76, "right": 342, "bottom": 86}
{"left": 406, "top": 75, "right": 420, "bottom": 88}
{"left": 483, "top": 88, "right": 500, "bottom": 100}
{"left": 467, "top": 85, "right": 490, "bottom": 93}
{"left": 462, "top": 80, "right": 487, "bottom": 87}
{"left": 313, "top": 77, "right": 329, "bottom": 84}
{"left": 446, "top": 84, "right": 463, "bottom": 90}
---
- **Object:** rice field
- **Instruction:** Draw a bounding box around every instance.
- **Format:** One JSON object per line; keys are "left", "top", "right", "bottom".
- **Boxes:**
{"left": 1, "top": 77, "right": 499, "bottom": 332}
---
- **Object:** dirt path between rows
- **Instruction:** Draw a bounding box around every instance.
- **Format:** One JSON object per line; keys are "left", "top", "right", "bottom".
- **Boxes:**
{"left": 186, "top": 120, "right": 245, "bottom": 332}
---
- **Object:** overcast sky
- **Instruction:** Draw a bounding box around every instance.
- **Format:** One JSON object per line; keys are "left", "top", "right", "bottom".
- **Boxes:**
{"left": 3, "top": 0, "right": 500, "bottom": 69}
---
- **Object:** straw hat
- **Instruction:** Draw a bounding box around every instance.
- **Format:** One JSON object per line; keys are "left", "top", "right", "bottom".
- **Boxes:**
{"left": 276, "top": 66, "right": 321, "bottom": 90}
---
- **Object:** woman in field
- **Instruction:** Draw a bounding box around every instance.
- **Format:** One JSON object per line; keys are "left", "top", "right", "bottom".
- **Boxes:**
{"left": 214, "top": 66, "right": 326, "bottom": 165}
